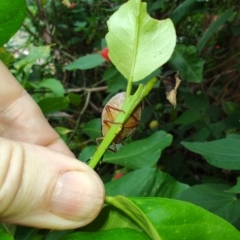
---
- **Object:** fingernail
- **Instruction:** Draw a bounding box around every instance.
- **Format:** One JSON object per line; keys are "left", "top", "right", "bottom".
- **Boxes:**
{"left": 50, "top": 171, "right": 104, "bottom": 222}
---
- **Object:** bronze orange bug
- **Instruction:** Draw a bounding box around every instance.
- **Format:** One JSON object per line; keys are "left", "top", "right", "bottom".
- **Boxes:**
{"left": 97, "top": 92, "right": 142, "bottom": 152}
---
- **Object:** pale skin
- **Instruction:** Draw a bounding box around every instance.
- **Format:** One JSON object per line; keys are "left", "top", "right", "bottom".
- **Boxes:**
{"left": 0, "top": 61, "right": 105, "bottom": 229}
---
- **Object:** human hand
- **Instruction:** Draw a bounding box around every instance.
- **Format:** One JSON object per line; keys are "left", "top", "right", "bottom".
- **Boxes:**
{"left": 0, "top": 61, "right": 104, "bottom": 229}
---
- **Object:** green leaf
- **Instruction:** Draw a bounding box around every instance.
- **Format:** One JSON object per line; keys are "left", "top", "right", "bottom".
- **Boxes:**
{"left": 59, "top": 229, "right": 151, "bottom": 240}
{"left": 82, "top": 118, "right": 101, "bottom": 140}
{"left": 104, "top": 66, "right": 127, "bottom": 93}
{"left": 103, "top": 131, "right": 172, "bottom": 169}
{"left": 192, "top": 127, "right": 211, "bottom": 142}
{"left": 0, "top": 228, "right": 14, "bottom": 240}
{"left": 223, "top": 101, "right": 240, "bottom": 115}
{"left": 184, "top": 93, "right": 209, "bottom": 111}
{"left": 105, "top": 168, "right": 189, "bottom": 198}
{"left": 78, "top": 145, "right": 96, "bottom": 163}
{"left": 170, "top": 0, "right": 204, "bottom": 25}
{"left": 68, "top": 93, "right": 81, "bottom": 107}
{"left": 45, "top": 230, "right": 73, "bottom": 240}
{"left": 106, "top": 0, "right": 176, "bottom": 82}
{"left": 177, "top": 184, "right": 240, "bottom": 224}
{"left": 0, "top": 0, "right": 26, "bottom": 47}
{"left": 197, "top": 9, "right": 235, "bottom": 52}
{"left": 38, "top": 79, "right": 65, "bottom": 97}
{"left": 54, "top": 127, "right": 72, "bottom": 135}
{"left": 64, "top": 54, "right": 105, "bottom": 70}
{"left": 226, "top": 177, "right": 240, "bottom": 193}
{"left": 182, "top": 137, "right": 240, "bottom": 170}
{"left": 37, "top": 97, "right": 69, "bottom": 114}
{"left": 169, "top": 44, "right": 204, "bottom": 83}
{"left": 0, "top": 47, "right": 14, "bottom": 66}
{"left": 174, "top": 109, "right": 201, "bottom": 125}
{"left": 106, "top": 196, "right": 240, "bottom": 240}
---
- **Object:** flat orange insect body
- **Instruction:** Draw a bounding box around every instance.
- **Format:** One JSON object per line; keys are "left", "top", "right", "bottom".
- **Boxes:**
{"left": 101, "top": 92, "right": 141, "bottom": 144}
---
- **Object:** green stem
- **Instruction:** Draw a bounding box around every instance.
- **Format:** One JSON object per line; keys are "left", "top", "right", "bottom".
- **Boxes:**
{"left": 126, "top": 77, "right": 133, "bottom": 98}
{"left": 88, "top": 77, "right": 157, "bottom": 169}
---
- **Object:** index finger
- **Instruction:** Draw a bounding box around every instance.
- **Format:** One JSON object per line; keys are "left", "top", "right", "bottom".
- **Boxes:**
{"left": 0, "top": 61, "right": 74, "bottom": 157}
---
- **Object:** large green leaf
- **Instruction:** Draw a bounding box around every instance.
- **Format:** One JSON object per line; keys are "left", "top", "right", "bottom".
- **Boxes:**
{"left": 103, "top": 131, "right": 172, "bottom": 169}
{"left": 0, "top": 0, "right": 26, "bottom": 47}
{"left": 197, "top": 9, "right": 235, "bottom": 52}
{"left": 182, "top": 137, "right": 240, "bottom": 170}
{"left": 59, "top": 229, "right": 151, "bottom": 240}
{"left": 169, "top": 44, "right": 204, "bottom": 82}
{"left": 64, "top": 54, "right": 105, "bottom": 70}
{"left": 105, "top": 168, "right": 189, "bottom": 198}
{"left": 106, "top": 0, "right": 176, "bottom": 82}
{"left": 177, "top": 184, "right": 240, "bottom": 224}
{"left": 106, "top": 196, "right": 240, "bottom": 240}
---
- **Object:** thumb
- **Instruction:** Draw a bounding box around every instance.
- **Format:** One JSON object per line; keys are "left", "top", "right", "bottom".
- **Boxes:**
{"left": 0, "top": 138, "right": 104, "bottom": 229}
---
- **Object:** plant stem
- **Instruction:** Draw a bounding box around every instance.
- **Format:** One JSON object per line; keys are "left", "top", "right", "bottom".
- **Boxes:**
{"left": 88, "top": 77, "right": 157, "bottom": 169}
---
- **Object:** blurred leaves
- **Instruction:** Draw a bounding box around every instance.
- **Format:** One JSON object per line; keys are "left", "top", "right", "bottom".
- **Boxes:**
{"left": 169, "top": 44, "right": 204, "bottom": 82}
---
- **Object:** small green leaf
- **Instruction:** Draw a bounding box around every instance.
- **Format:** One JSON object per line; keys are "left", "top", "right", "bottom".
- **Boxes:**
{"left": 192, "top": 127, "right": 211, "bottom": 142}
{"left": 0, "top": 47, "right": 14, "bottom": 66}
{"left": 82, "top": 118, "right": 101, "bottom": 140}
{"left": 64, "top": 54, "right": 105, "bottom": 70}
{"left": 174, "top": 109, "right": 201, "bottom": 125}
{"left": 37, "top": 97, "right": 69, "bottom": 114}
{"left": 105, "top": 168, "right": 189, "bottom": 198}
{"left": 106, "top": 196, "right": 240, "bottom": 240}
{"left": 170, "top": 0, "right": 204, "bottom": 25}
{"left": 223, "top": 101, "right": 240, "bottom": 115}
{"left": 104, "top": 66, "right": 127, "bottom": 93}
{"left": 59, "top": 229, "right": 151, "bottom": 240}
{"left": 78, "top": 145, "right": 96, "bottom": 163}
{"left": 0, "top": 0, "right": 26, "bottom": 47}
{"left": 184, "top": 93, "right": 209, "bottom": 111}
{"left": 226, "top": 177, "right": 240, "bottom": 193}
{"left": 197, "top": 9, "right": 235, "bottom": 52}
{"left": 54, "top": 127, "right": 72, "bottom": 135}
{"left": 182, "top": 138, "right": 240, "bottom": 170}
{"left": 103, "top": 131, "right": 172, "bottom": 169}
{"left": 106, "top": 0, "right": 176, "bottom": 82}
{"left": 38, "top": 79, "right": 65, "bottom": 97}
{"left": 177, "top": 184, "right": 240, "bottom": 224}
{"left": 169, "top": 44, "right": 204, "bottom": 83}
{"left": 68, "top": 93, "right": 81, "bottom": 107}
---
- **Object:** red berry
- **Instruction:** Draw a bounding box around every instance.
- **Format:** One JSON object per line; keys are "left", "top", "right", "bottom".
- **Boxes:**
{"left": 70, "top": 2, "right": 76, "bottom": 8}
{"left": 113, "top": 172, "right": 124, "bottom": 180}
{"left": 101, "top": 47, "right": 111, "bottom": 62}
{"left": 215, "top": 45, "right": 220, "bottom": 50}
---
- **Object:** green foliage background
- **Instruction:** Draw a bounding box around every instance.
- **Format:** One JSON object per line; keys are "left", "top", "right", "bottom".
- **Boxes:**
{"left": 1, "top": 0, "right": 240, "bottom": 239}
